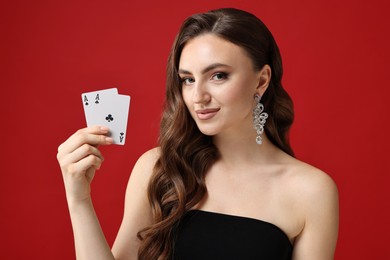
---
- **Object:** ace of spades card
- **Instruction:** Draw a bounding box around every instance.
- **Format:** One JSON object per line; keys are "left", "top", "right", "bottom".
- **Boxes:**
{"left": 81, "top": 88, "right": 131, "bottom": 145}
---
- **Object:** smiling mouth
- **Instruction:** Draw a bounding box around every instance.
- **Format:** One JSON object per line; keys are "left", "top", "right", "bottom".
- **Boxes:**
{"left": 195, "top": 108, "right": 220, "bottom": 120}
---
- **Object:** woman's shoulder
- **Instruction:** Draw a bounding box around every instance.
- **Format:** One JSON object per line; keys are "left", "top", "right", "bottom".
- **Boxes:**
{"left": 129, "top": 147, "right": 161, "bottom": 185}
{"left": 288, "top": 157, "right": 337, "bottom": 191}
{"left": 282, "top": 156, "right": 338, "bottom": 210}
{"left": 279, "top": 156, "right": 339, "bottom": 255}
{"left": 136, "top": 147, "right": 161, "bottom": 165}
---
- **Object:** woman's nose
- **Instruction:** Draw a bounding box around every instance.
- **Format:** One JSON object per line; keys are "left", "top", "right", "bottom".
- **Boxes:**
{"left": 192, "top": 82, "right": 211, "bottom": 104}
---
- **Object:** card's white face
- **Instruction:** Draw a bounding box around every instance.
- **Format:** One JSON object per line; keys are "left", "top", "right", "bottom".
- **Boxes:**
{"left": 81, "top": 88, "right": 130, "bottom": 145}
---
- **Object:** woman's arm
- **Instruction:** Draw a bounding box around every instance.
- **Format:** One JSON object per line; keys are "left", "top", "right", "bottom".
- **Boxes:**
{"left": 111, "top": 148, "right": 157, "bottom": 259}
{"left": 67, "top": 198, "right": 115, "bottom": 260}
{"left": 57, "top": 126, "right": 115, "bottom": 260}
{"left": 292, "top": 169, "right": 339, "bottom": 260}
{"left": 57, "top": 126, "right": 155, "bottom": 260}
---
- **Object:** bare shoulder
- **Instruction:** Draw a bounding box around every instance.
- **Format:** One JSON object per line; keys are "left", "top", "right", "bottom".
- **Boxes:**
{"left": 124, "top": 146, "right": 161, "bottom": 209}
{"left": 281, "top": 157, "right": 339, "bottom": 228}
{"left": 284, "top": 158, "right": 338, "bottom": 204}
{"left": 282, "top": 157, "right": 339, "bottom": 258}
{"left": 134, "top": 147, "right": 161, "bottom": 171}
{"left": 279, "top": 156, "right": 339, "bottom": 225}
{"left": 129, "top": 147, "right": 161, "bottom": 186}
{"left": 122, "top": 146, "right": 161, "bottom": 213}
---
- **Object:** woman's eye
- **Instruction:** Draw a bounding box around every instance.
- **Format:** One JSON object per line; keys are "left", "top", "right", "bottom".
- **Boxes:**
{"left": 212, "top": 72, "right": 228, "bottom": 81}
{"left": 181, "top": 77, "right": 195, "bottom": 85}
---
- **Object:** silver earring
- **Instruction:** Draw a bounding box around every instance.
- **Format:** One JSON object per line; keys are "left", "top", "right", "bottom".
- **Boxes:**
{"left": 253, "top": 94, "right": 268, "bottom": 145}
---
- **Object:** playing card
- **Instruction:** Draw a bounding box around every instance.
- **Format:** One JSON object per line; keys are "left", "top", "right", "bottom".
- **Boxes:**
{"left": 81, "top": 88, "right": 118, "bottom": 124}
{"left": 81, "top": 88, "right": 130, "bottom": 145}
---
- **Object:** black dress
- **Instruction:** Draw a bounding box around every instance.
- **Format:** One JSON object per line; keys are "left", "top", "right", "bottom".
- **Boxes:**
{"left": 173, "top": 210, "right": 292, "bottom": 260}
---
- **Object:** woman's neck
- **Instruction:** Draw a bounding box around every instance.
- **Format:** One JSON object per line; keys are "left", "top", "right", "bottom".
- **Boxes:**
{"left": 212, "top": 131, "right": 282, "bottom": 169}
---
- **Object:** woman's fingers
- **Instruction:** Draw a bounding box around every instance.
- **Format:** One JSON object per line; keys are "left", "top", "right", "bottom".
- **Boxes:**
{"left": 57, "top": 126, "right": 113, "bottom": 157}
{"left": 57, "top": 126, "right": 114, "bottom": 202}
{"left": 59, "top": 144, "right": 104, "bottom": 170}
{"left": 64, "top": 154, "right": 103, "bottom": 178}
{"left": 57, "top": 125, "right": 111, "bottom": 180}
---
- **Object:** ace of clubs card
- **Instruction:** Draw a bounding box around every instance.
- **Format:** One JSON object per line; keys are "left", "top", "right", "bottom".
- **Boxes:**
{"left": 81, "top": 88, "right": 130, "bottom": 145}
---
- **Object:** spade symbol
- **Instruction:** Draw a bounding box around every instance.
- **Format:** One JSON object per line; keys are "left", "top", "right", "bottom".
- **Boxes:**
{"left": 95, "top": 94, "right": 100, "bottom": 104}
{"left": 120, "top": 132, "right": 124, "bottom": 143}
{"left": 83, "top": 95, "right": 89, "bottom": 106}
{"left": 105, "top": 114, "right": 114, "bottom": 122}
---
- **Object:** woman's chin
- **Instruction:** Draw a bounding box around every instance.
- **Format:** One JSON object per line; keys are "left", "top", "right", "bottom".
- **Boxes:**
{"left": 197, "top": 127, "right": 219, "bottom": 137}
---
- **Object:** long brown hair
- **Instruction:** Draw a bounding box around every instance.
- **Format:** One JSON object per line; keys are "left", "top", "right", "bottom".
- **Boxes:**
{"left": 137, "top": 8, "right": 294, "bottom": 259}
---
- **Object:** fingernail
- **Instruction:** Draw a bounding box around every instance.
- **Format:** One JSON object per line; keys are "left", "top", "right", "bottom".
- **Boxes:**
{"left": 100, "top": 126, "right": 109, "bottom": 131}
{"left": 105, "top": 137, "right": 114, "bottom": 143}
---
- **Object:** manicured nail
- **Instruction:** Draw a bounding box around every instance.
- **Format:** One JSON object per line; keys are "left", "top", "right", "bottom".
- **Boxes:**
{"left": 105, "top": 137, "right": 114, "bottom": 143}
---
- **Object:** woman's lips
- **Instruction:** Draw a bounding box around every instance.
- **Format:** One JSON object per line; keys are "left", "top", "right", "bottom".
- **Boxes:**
{"left": 195, "top": 108, "right": 220, "bottom": 120}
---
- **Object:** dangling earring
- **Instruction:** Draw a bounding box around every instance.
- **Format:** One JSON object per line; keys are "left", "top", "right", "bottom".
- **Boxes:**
{"left": 253, "top": 94, "right": 268, "bottom": 145}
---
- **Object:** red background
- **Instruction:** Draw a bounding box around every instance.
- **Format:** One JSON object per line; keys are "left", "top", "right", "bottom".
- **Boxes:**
{"left": 0, "top": 0, "right": 389, "bottom": 259}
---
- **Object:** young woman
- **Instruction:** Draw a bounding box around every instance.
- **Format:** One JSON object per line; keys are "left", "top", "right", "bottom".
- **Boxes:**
{"left": 57, "top": 8, "right": 339, "bottom": 260}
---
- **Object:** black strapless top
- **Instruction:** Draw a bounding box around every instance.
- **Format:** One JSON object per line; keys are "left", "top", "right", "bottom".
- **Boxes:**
{"left": 173, "top": 210, "right": 292, "bottom": 260}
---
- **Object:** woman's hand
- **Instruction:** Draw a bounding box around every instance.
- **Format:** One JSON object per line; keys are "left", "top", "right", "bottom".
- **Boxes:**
{"left": 57, "top": 126, "right": 113, "bottom": 204}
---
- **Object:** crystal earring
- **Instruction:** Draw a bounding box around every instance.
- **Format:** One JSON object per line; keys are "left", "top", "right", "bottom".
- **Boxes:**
{"left": 253, "top": 94, "right": 268, "bottom": 145}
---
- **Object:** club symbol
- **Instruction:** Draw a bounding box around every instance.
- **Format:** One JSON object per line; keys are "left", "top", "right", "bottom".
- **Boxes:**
{"left": 120, "top": 132, "right": 124, "bottom": 143}
{"left": 105, "top": 114, "right": 114, "bottom": 122}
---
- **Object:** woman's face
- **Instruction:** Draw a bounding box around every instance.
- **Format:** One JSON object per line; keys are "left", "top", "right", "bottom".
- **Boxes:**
{"left": 179, "top": 33, "right": 265, "bottom": 137}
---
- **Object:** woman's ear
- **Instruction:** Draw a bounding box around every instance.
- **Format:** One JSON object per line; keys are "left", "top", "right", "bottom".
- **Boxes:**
{"left": 256, "top": 64, "right": 271, "bottom": 96}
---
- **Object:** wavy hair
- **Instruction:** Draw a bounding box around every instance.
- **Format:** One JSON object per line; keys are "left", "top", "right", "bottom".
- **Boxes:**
{"left": 137, "top": 8, "right": 294, "bottom": 259}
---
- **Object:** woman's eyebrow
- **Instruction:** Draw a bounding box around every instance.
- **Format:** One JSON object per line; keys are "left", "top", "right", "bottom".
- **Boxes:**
{"left": 178, "top": 63, "right": 231, "bottom": 75}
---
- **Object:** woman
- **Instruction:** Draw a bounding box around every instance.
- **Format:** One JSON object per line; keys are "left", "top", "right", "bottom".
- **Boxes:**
{"left": 57, "top": 8, "right": 338, "bottom": 260}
